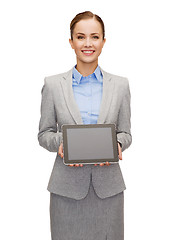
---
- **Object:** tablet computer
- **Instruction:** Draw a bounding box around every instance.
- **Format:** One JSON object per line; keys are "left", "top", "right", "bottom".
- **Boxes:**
{"left": 62, "top": 124, "right": 119, "bottom": 165}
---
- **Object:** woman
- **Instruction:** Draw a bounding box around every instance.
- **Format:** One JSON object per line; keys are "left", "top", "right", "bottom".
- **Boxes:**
{"left": 38, "top": 11, "right": 132, "bottom": 240}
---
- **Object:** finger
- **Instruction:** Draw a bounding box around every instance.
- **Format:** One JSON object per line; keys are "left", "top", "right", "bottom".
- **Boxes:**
{"left": 105, "top": 161, "right": 110, "bottom": 166}
{"left": 58, "top": 146, "right": 61, "bottom": 156}
{"left": 119, "top": 151, "right": 122, "bottom": 160}
{"left": 118, "top": 143, "right": 122, "bottom": 160}
{"left": 58, "top": 144, "right": 64, "bottom": 158}
{"left": 69, "top": 164, "right": 74, "bottom": 167}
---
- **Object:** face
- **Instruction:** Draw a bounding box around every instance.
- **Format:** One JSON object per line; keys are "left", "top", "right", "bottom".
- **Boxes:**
{"left": 69, "top": 18, "right": 106, "bottom": 66}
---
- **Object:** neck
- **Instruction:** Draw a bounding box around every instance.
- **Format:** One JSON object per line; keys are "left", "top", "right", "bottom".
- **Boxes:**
{"left": 76, "top": 60, "right": 98, "bottom": 77}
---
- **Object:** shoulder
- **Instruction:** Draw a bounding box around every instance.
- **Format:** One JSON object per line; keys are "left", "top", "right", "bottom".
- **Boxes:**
{"left": 101, "top": 68, "right": 129, "bottom": 89}
{"left": 44, "top": 68, "right": 72, "bottom": 87}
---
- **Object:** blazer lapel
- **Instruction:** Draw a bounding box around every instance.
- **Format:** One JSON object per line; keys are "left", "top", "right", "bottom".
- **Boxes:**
{"left": 60, "top": 68, "right": 83, "bottom": 124}
{"left": 97, "top": 68, "right": 114, "bottom": 123}
{"left": 60, "top": 67, "right": 114, "bottom": 125}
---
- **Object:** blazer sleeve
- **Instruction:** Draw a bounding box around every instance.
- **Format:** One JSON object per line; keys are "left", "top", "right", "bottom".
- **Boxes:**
{"left": 38, "top": 77, "right": 63, "bottom": 152}
{"left": 116, "top": 79, "right": 132, "bottom": 151}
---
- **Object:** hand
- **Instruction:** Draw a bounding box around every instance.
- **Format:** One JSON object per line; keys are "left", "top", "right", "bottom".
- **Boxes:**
{"left": 69, "top": 164, "right": 83, "bottom": 167}
{"left": 94, "top": 162, "right": 111, "bottom": 167}
{"left": 58, "top": 143, "right": 64, "bottom": 158}
{"left": 58, "top": 143, "right": 83, "bottom": 167}
{"left": 118, "top": 142, "right": 122, "bottom": 160}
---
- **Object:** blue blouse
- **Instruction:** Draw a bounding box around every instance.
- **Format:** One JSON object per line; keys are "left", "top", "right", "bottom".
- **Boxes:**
{"left": 72, "top": 65, "right": 103, "bottom": 124}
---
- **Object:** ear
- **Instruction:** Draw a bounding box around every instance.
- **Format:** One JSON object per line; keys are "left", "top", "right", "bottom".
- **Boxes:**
{"left": 69, "top": 39, "right": 74, "bottom": 49}
{"left": 102, "top": 38, "right": 106, "bottom": 48}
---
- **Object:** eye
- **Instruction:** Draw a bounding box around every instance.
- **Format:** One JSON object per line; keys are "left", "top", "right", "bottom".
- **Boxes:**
{"left": 77, "top": 36, "right": 84, "bottom": 39}
{"left": 93, "top": 36, "right": 99, "bottom": 39}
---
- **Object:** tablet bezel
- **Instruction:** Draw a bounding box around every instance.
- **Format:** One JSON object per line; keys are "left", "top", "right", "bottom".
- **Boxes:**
{"left": 62, "top": 124, "right": 119, "bottom": 165}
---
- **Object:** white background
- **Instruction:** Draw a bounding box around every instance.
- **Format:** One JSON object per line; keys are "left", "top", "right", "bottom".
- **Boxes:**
{"left": 0, "top": 0, "right": 175, "bottom": 239}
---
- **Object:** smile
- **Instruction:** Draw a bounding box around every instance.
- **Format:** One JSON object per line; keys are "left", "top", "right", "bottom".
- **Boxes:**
{"left": 81, "top": 50, "right": 95, "bottom": 56}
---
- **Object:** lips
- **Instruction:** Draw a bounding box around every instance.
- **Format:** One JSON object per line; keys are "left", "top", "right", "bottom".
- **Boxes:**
{"left": 81, "top": 50, "right": 95, "bottom": 56}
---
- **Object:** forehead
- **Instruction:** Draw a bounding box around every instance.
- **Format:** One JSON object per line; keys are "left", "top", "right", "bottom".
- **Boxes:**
{"left": 73, "top": 18, "right": 102, "bottom": 35}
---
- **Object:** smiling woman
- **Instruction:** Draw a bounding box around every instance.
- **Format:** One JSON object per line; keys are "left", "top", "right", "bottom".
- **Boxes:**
{"left": 38, "top": 10, "right": 132, "bottom": 240}
{"left": 69, "top": 17, "right": 106, "bottom": 76}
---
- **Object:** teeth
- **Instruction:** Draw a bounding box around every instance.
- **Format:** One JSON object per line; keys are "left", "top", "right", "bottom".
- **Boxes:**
{"left": 83, "top": 51, "right": 94, "bottom": 53}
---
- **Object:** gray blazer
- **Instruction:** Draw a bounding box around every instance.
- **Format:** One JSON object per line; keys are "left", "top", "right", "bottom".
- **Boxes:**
{"left": 38, "top": 67, "right": 132, "bottom": 200}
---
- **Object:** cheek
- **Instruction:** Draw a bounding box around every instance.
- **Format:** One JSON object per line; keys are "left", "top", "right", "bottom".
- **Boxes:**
{"left": 94, "top": 42, "right": 104, "bottom": 51}
{"left": 74, "top": 41, "right": 83, "bottom": 49}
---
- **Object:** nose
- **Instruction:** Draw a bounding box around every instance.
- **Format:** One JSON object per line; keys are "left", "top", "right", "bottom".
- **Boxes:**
{"left": 84, "top": 37, "right": 92, "bottom": 47}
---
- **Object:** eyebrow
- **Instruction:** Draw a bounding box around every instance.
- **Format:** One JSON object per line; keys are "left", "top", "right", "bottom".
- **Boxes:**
{"left": 76, "top": 32, "right": 100, "bottom": 35}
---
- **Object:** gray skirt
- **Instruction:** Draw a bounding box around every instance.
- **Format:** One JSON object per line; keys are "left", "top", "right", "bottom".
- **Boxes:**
{"left": 50, "top": 181, "right": 124, "bottom": 240}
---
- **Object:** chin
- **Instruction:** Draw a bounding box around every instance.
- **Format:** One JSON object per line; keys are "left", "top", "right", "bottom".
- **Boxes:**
{"left": 79, "top": 56, "right": 99, "bottom": 64}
